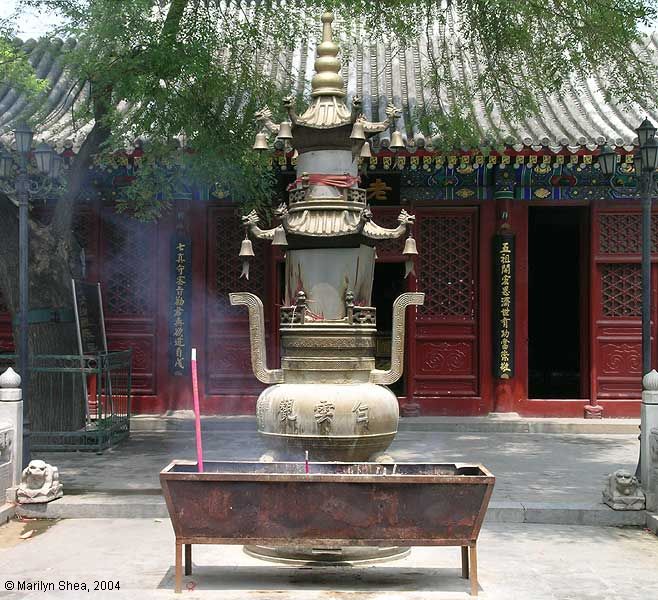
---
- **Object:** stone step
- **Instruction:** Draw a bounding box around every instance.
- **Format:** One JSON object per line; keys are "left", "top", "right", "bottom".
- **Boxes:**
{"left": 131, "top": 414, "right": 641, "bottom": 435}
{"left": 13, "top": 494, "right": 649, "bottom": 528}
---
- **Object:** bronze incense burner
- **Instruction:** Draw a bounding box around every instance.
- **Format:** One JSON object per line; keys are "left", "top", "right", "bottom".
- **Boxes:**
{"left": 232, "top": 12, "right": 423, "bottom": 463}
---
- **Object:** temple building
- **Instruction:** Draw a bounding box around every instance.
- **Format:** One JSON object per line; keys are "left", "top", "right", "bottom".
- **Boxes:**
{"left": 1, "top": 30, "right": 658, "bottom": 419}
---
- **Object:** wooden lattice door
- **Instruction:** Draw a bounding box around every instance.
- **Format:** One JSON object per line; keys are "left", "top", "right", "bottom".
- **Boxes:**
{"left": 411, "top": 207, "right": 479, "bottom": 407}
{"left": 591, "top": 207, "right": 658, "bottom": 406}
{"left": 99, "top": 208, "right": 159, "bottom": 397}
{"left": 205, "top": 206, "right": 270, "bottom": 400}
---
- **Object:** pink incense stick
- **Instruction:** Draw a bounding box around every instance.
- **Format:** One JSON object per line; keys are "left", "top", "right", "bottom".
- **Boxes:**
{"left": 191, "top": 348, "right": 204, "bottom": 472}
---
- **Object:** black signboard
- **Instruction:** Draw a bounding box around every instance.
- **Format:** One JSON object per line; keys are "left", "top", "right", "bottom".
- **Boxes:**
{"left": 72, "top": 280, "right": 107, "bottom": 355}
{"left": 170, "top": 236, "right": 192, "bottom": 375}
{"left": 492, "top": 233, "right": 515, "bottom": 378}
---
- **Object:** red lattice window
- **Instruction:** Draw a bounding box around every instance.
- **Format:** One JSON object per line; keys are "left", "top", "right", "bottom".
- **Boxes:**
{"left": 102, "top": 213, "right": 157, "bottom": 316}
{"left": 599, "top": 213, "right": 658, "bottom": 254}
{"left": 212, "top": 210, "right": 266, "bottom": 315}
{"left": 601, "top": 263, "right": 641, "bottom": 317}
{"left": 73, "top": 208, "right": 94, "bottom": 252}
{"left": 418, "top": 213, "right": 475, "bottom": 319}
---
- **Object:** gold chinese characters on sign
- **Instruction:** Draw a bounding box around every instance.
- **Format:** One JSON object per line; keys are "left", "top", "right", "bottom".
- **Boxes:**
{"left": 170, "top": 238, "right": 192, "bottom": 375}
{"left": 493, "top": 234, "right": 514, "bottom": 378}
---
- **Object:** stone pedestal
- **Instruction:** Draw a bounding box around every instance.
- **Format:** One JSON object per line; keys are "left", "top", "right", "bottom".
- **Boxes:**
{"left": 641, "top": 370, "right": 658, "bottom": 511}
{"left": 0, "top": 367, "right": 23, "bottom": 495}
{"left": 647, "top": 427, "right": 658, "bottom": 512}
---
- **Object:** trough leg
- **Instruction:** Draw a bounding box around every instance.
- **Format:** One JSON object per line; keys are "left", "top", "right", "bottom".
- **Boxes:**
{"left": 469, "top": 544, "right": 478, "bottom": 596}
{"left": 461, "top": 546, "right": 469, "bottom": 578}
{"left": 175, "top": 541, "right": 182, "bottom": 594}
{"left": 185, "top": 544, "right": 192, "bottom": 576}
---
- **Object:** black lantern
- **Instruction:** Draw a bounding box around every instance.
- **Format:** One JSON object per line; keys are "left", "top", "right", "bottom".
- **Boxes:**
{"left": 640, "top": 137, "right": 658, "bottom": 173}
{"left": 598, "top": 145, "right": 617, "bottom": 176}
{"left": 637, "top": 117, "right": 657, "bottom": 147}
{"left": 50, "top": 154, "right": 63, "bottom": 180}
{"left": 14, "top": 121, "right": 33, "bottom": 155}
{"left": 33, "top": 142, "right": 54, "bottom": 175}
{"left": 634, "top": 151, "right": 643, "bottom": 174}
{"left": 0, "top": 147, "right": 13, "bottom": 178}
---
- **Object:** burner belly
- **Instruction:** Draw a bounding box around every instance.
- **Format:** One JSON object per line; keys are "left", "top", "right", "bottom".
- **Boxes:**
{"left": 256, "top": 382, "right": 399, "bottom": 461}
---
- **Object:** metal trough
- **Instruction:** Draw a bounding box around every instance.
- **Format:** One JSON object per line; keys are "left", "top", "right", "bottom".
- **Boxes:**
{"left": 160, "top": 460, "right": 495, "bottom": 596}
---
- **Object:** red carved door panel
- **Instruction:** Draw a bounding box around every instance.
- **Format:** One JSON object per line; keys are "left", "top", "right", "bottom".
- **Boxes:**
{"left": 412, "top": 207, "right": 479, "bottom": 402}
{"left": 205, "top": 206, "right": 270, "bottom": 397}
{"left": 591, "top": 208, "right": 657, "bottom": 403}
{"left": 99, "top": 208, "right": 159, "bottom": 397}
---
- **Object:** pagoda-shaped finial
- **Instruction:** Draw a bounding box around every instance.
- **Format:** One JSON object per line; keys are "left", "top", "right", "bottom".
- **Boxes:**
{"left": 311, "top": 12, "right": 344, "bottom": 98}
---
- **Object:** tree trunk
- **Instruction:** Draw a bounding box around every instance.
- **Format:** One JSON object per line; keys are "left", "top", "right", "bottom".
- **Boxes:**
{"left": 0, "top": 196, "right": 85, "bottom": 432}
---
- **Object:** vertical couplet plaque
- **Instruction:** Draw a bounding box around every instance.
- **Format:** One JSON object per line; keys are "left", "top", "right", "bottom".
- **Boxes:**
{"left": 170, "top": 236, "right": 192, "bottom": 375}
{"left": 492, "top": 233, "right": 515, "bottom": 378}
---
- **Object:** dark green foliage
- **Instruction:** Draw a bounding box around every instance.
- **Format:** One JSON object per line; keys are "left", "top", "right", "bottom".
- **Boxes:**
{"left": 5, "top": 0, "right": 658, "bottom": 216}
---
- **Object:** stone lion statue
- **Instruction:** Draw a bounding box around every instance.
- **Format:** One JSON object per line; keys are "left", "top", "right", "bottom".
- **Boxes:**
{"left": 16, "top": 459, "right": 63, "bottom": 504}
{"left": 602, "top": 469, "right": 645, "bottom": 511}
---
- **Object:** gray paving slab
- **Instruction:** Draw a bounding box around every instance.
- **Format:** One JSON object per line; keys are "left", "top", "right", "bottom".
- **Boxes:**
{"left": 1, "top": 518, "right": 657, "bottom": 599}
{"left": 38, "top": 430, "right": 640, "bottom": 506}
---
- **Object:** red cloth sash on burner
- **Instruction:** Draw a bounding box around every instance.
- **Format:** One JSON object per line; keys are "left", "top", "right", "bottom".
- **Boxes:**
{"left": 286, "top": 173, "right": 360, "bottom": 191}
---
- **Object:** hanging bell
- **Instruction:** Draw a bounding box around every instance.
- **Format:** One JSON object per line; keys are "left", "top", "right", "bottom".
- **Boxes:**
{"left": 253, "top": 131, "right": 269, "bottom": 151}
{"left": 403, "top": 235, "right": 418, "bottom": 256}
{"left": 350, "top": 120, "right": 366, "bottom": 141}
{"left": 239, "top": 236, "right": 255, "bottom": 257}
{"left": 278, "top": 121, "right": 293, "bottom": 140}
{"left": 390, "top": 130, "right": 405, "bottom": 151}
{"left": 360, "top": 141, "right": 372, "bottom": 158}
{"left": 272, "top": 226, "right": 288, "bottom": 246}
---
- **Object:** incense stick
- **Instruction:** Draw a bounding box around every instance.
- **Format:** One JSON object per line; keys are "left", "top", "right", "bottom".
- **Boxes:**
{"left": 191, "top": 348, "right": 204, "bottom": 473}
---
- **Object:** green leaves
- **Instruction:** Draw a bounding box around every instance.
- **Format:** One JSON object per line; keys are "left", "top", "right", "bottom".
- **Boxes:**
{"left": 0, "top": 21, "right": 47, "bottom": 98}
{"left": 5, "top": 0, "right": 658, "bottom": 217}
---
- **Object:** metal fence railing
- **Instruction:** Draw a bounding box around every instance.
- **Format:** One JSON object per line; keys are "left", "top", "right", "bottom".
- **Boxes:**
{"left": 0, "top": 350, "right": 132, "bottom": 453}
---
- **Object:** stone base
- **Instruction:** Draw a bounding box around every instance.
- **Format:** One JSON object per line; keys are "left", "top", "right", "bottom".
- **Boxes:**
{"left": 488, "top": 412, "right": 521, "bottom": 421}
{"left": 584, "top": 404, "right": 604, "bottom": 419}
{"left": 244, "top": 544, "right": 410, "bottom": 565}
{"left": 602, "top": 494, "right": 645, "bottom": 511}
{"left": 8, "top": 485, "right": 63, "bottom": 505}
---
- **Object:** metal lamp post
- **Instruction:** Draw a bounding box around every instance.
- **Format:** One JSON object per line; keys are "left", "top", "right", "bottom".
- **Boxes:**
{"left": 600, "top": 118, "right": 658, "bottom": 482}
{"left": 0, "top": 123, "right": 57, "bottom": 468}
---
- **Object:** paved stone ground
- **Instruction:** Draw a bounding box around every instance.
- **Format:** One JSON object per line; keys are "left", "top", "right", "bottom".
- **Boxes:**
{"left": 42, "top": 430, "right": 639, "bottom": 505}
{"left": 0, "top": 518, "right": 656, "bottom": 599}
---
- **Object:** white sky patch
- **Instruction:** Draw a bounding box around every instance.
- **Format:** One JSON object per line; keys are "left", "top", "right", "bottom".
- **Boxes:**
{"left": 0, "top": 0, "right": 67, "bottom": 39}
{"left": 0, "top": 0, "right": 655, "bottom": 40}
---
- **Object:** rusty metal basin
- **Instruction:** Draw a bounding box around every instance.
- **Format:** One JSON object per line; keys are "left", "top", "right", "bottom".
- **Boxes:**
{"left": 160, "top": 460, "right": 494, "bottom": 546}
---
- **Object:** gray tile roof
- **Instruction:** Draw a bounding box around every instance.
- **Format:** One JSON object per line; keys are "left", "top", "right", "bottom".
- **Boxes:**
{"left": 1, "top": 31, "right": 657, "bottom": 152}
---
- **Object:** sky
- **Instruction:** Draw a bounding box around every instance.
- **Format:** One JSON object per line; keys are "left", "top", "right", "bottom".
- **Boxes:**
{"left": 0, "top": 0, "right": 656, "bottom": 39}
{"left": 0, "top": 0, "right": 66, "bottom": 39}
